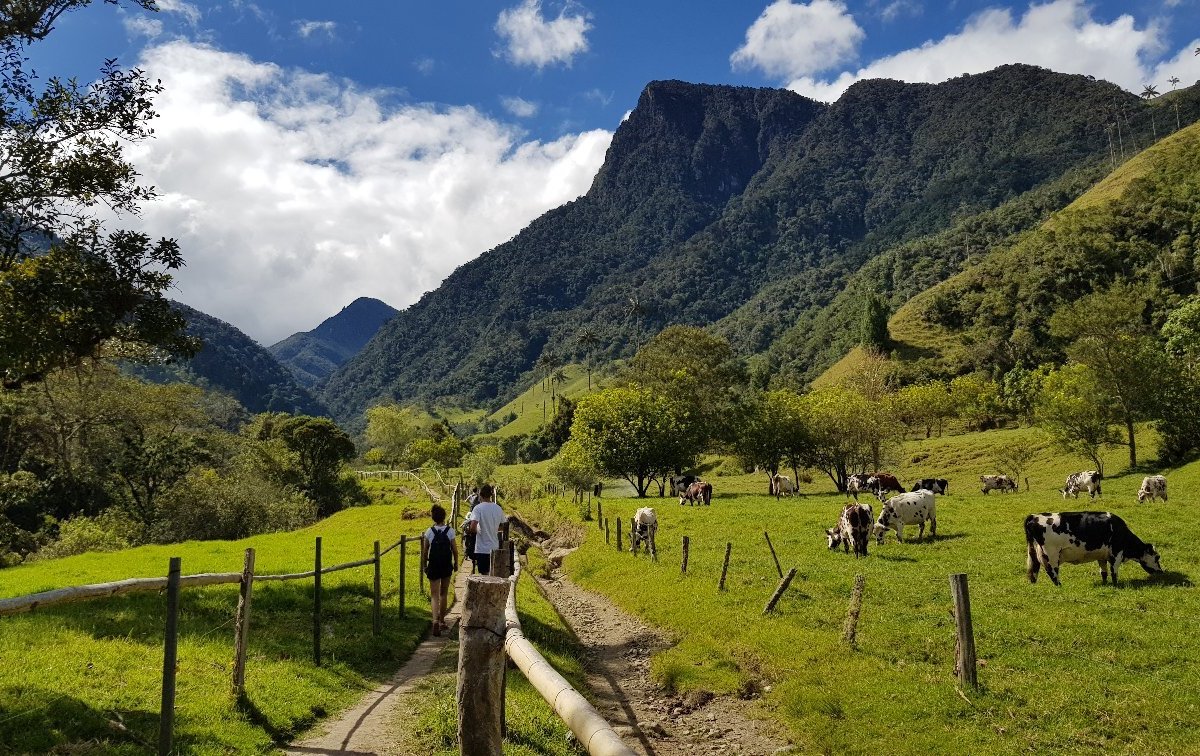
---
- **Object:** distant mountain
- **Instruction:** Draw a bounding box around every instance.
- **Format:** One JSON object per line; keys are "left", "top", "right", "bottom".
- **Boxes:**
{"left": 321, "top": 65, "right": 1200, "bottom": 424}
{"left": 269, "top": 297, "right": 398, "bottom": 388}
{"left": 131, "top": 302, "right": 329, "bottom": 417}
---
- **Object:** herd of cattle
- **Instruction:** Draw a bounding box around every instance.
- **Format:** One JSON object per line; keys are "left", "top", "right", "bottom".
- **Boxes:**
{"left": 635, "top": 469, "right": 1174, "bottom": 587}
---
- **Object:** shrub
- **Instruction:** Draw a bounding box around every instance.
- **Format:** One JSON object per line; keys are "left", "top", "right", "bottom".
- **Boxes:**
{"left": 34, "top": 515, "right": 129, "bottom": 561}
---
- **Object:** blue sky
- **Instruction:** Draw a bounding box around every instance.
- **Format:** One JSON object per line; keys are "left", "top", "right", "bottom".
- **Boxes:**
{"left": 29, "top": 1, "right": 1200, "bottom": 343}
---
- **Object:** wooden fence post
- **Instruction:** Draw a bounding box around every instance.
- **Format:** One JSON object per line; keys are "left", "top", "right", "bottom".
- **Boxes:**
{"left": 491, "top": 547, "right": 512, "bottom": 579}
{"left": 457, "top": 576, "right": 509, "bottom": 755}
{"left": 597, "top": 501, "right": 603, "bottom": 528}
{"left": 843, "top": 574, "right": 866, "bottom": 647}
{"left": 681, "top": 536, "right": 690, "bottom": 574}
{"left": 399, "top": 535, "right": 407, "bottom": 618}
{"left": 764, "top": 531, "right": 783, "bottom": 578}
{"left": 718, "top": 542, "right": 732, "bottom": 591}
{"left": 158, "top": 556, "right": 181, "bottom": 756}
{"left": 763, "top": 567, "right": 798, "bottom": 614}
{"left": 373, "top": 540, "right": 382, "bottom": 636}
{"left": 950, "top": 573, "right": 978, "bottom": 688}
{"left": 313, "top": 537, "right": 322, "bottom": 666}
{"left": 616, "top": 518, "right": 622, "bottom": 552}
{"left": 232, "top": 548, "right": 255, "bottom": 698}
{"left": 604, "top": 518, "right": 610, "bottom": 545}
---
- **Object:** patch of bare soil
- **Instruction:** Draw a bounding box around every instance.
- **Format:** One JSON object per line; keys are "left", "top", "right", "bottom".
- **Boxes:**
{"left": 536, "top": 569, "right": 789, "bottom": 756}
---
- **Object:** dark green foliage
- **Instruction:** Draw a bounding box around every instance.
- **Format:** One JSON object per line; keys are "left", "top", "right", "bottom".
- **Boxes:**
{"left": 269, "top": 296, "right": 398, "bottom": 388}
{"left": 130, "top": 301, "right": 329, "bottom": 417}
{"left": 251, "top": 414, "right": 363, "bottom": 517}
{"left": 323, "top": 67, "right": 1200, "bottom": 420}
{"left": 859, "top": 293, "right": 889, "bottom": 353}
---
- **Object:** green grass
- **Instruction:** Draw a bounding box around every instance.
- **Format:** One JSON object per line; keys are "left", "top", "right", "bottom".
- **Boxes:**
{"left": 482, "top": 364, "right": 605, "bottom": 439}
{"left": 566, "top": 429, "right": 1200, "bottom": 754}
{"left": 0, "top": 503, "right": 442, "bottom": 754}
{"left": 387, "top": 551, "right": 588, "bottom": 755}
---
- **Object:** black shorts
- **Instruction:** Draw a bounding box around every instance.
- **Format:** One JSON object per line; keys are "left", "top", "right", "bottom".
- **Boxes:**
{"left": 475, "top": 553, "right": 491, "bottom": 575}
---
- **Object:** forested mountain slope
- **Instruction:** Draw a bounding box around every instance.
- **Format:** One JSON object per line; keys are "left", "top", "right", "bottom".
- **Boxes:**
{"left": 323, "top": 66, "right": 1200, "bottom": 422}
{"left": 269, "top": 297, "right": 398, "bottom": 388}
{"left": 131, "top": 302, "right": 329, "bottom": 416}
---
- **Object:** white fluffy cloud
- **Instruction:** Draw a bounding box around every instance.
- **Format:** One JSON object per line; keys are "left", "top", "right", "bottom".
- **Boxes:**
{"left": 495, "top": 0, "right": 591, "bottom": 69}
{"left": 731, "top": 0, "right": 864, "bottom": 79}
{"left": 785, "top": 0, "right": 1194, "bottom": 102}
{"left": 501, "top": 96, "right": 539, "bottom": 117}
{"left": 296, "top": 20, "right": 337, "bottom": 40}
{"left": 116, "top": 42, "right": 611, "bottom": 343}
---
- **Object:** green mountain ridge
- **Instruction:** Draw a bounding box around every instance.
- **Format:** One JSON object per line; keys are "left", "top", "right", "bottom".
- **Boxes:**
{"left": 269, "top": 296, "right": 399, "bottom": 389}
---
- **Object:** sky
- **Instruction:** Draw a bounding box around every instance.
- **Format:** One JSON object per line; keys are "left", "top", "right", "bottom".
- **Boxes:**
{"left": 28, "top": 0, "right": 1200, "bottom": 345}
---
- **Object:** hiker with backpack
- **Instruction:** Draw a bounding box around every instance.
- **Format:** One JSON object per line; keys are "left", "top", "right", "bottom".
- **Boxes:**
{"left": 464, "top": 483, "right": 506, "bottom": 575}
{"left": 420, "top": 504, "right": 458, "bottom": 636}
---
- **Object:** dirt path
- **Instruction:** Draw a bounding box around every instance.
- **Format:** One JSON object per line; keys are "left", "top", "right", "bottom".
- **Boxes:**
{"left": 536, "top": 569, "right": 788, "bottom": 756}
{"left": 282, "top": 569, "right": 468, "bottom": 756}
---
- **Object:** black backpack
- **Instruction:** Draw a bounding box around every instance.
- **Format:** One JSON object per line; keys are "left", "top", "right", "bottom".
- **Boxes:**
{"left": 427, "top": 526, "right": 453, "bottom": 577}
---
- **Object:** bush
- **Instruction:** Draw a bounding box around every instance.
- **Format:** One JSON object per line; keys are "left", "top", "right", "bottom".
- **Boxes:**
{"left": 152, "top": 467, "right": 317, "bottom": 542}
{"left": 34, "top": 515, "right": 129, "bottom": 561}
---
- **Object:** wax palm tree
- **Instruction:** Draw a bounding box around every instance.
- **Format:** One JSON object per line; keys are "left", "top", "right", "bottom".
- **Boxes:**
{"left": 624, "top": 293, "right": 647, "bottom": 351}
{"left": 1169, "top": 76, "right": 1180, "bottom": 90}
{"left": 577, "top": 327, "right": 600, "bottom": 390}
{"left": 1168, "top": 77, "right": 1183, "bottom": 130}
{"left": 1141, "top": 84, "right": 1160, "bottom": 139}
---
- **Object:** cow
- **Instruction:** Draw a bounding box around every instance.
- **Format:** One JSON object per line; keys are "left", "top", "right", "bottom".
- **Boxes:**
{"left": 669, "top": 474, "right": 697, "bottom": 497}
{"left": 772, "top": 473, "right": 794, "bottom": 497}
{"left": 630, "top": 507, "right": 658, "bottom": 558}
{"left": 827, "top": 502, "right": 873, "bottom": 558}
{"left": 866, "top": 473, "right": 904, "bottom": 500}
{"left": 846, "top": 473, "right": 872, "bottom": 500}
{"left": 873, "top": 490, "right": 937, "bottom": 544}
{"left": 1137, "top": 475, "right": 1167, "bottom": 504}
{"left": 679, "top": 481, "right": 712, "bottom": 506}
{"left": 911, "top": 478, "right": 949, "bottom": 495}
{"left": 980, "top": 474, "right": 1018, "bottom": 494}
{"left": 1025, "top": 511, "right": 1162, "bottom": 586}
{"left": 1061, "top": 470, "right": 1102, "bottom": 500}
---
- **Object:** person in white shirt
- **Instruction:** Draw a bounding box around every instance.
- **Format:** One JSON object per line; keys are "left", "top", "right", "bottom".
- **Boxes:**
{"left": 420, "top": 504, "right": 458, "bottom": 635}
{"left": 464, "top": 483, "right": 506, "bottom": 575}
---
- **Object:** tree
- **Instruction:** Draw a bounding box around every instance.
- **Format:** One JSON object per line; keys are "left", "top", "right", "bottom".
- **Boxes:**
{"left": 1050, "top": 283, "right": 1164, "bottom": 467}
{"left": 993, "top": 440, "right": 1036, "bottom": 490}
{"left": 0, "top": 1, "right": 195, "bottom": 389}
{"left": 364, "top": 404, "right": 425, "bottom": 467}
{"left": 731, "top": 389, "right": 808, "bottom": 494}
{"left": 1140, "top": 84, "right": 1160, "bottom": 138}
{"left": 1036, "top": 364, "right": 1120, "bottom": 475}
{"left": 251, "top": 414, "right": 359, "bottom": 517}
{"left": 999, "top": 365, "right": 1049, "bottom": 426}
{"left": 624, "top": 293, "right": 648, "bottom": 351}
{"left": 547, "top": 438, "right": 600, "bottom": 504}
{"left": 1158, "top": 297, "right": 1200, "bottom": 463}
{"left": 802, "top": 385, "right": 901, "bottom": 491}
{"left": 577, "top": 327, "right": 600, "bottom": 390}
{"left": 571, "top": 387, "right": 693, "bottom": 497}
{"left": 859, "top": 293, "right": 890, "bottom": 353}
{"left": 894, "top": 380, "right": 954, "bottom": 438}
{"left": 950, "top": 373, "right": 1002, "bottom": 430}
{"left": 461, "top": 446, "right": 502, "bottom": 487}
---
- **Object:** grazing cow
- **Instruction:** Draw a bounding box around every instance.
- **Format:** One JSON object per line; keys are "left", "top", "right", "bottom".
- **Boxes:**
{"left": 846, "top": 474, "right": 872, "bottom": 500}
{"left": 1025, "top": 511, "right": 1162, "bottom": 586}
{"left": 772, "top": 473, "right": 794, "bottom": 497}
{"left": 980, "top": 474, "right": 1018, "bottom": 494}
{"left": 679, "top": 481, "right": 712, "bottom": 506}
{"left": 873, "top": 490, "right": 937, "bottom": 544}
{"left": 827, "top": 502, "right": 873, "bottom": 558}
{"left": 669, "top": 474, "right": 697, "bottom": 496}
{"left": 630, "top": 507, "right": 658, "bottom": 558}
{"left": 911, "top": 478, "right": 949, "bottom": 495}
{"left": 1137, "top": 475, "right": 1167, "bottom": 504}
{"left": 866, "top": 473, "right": 904, "bottom": 500}
{"left": 1061, "top": 470, "right": 1102, "bottom": 500}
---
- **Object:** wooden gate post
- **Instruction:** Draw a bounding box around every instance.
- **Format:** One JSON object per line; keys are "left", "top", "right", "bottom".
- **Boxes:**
{"left": 373, "top": 540, "right": 382, "bottom": 636}
{"left": 950, "top": 573, "right": 978, "bottom": 688}
{"left": 764, "top": 532, "right": 783, "bottom": 578}
{"left": 399, "top": 534, "right": 407, "bottom": 618}
{"left": 159, "top": 556, "right": 181, "bottom": 756}
{"left": 681, "top": 536, "right": 690, "bottom": 574}
{"left": 232, "top": 548, "right": 256, "bottom": 698}
{"left": 457, "top": 576, "right": 509, "bottom": 755}
{"left": 718, "top": 542, "right": 732, "bottom": 591}
{"left": 313, "top": 537, "right": 322, "bottom": 666}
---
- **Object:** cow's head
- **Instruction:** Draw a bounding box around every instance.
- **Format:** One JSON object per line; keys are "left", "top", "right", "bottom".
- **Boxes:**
{"left": 826, "top": 527, "right": 842, "bottom": 550}
{"left": 872, "top": 507, "right": 893, "bottom": 544}
{"left": 1137, "top": 545, "right": 1163, "bottom": 575}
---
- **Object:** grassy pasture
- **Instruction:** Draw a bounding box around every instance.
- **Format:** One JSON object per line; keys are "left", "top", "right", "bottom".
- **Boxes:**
{"left": 567, "top": 429, "right": 1200, "bottom": 754}
{"left": 0, "top": 503, "right": 437, "bottom": 753}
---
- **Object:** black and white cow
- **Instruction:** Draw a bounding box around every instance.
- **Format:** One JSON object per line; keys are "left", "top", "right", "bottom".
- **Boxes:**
{"left": 630, "top": 507, "right": 658, "bottom": 558}
{"left": 873, "top": 490, "right": 937, "bottom": 544}
{"left": 669, "top": 474, "right": 697, "bottom": 497}
{"left": 1024, "top": 511, "right": 1162, "bottom": 586}
{"left": 980, "top": 474, "right": 1017, "bottom": 494}
{"left": 1137, "top": 475, "right": 1167, "bottom": 504}
{"left": 679, "top": 481, "right": 712, "bottom": 506}
{"left": 1061, "top": 470, "right": 1102, "bottom": 499}
{"left": 866, "top": 473, "right": 904, "bottom": 500}
{"left": 827, "top": 502, "right": 873, "bottom": 557}
{"left": 846, "top": 474, "right": 872, "bottom": 500}
{"left": 911, "top": 478, "right": 949, "bottom": 495}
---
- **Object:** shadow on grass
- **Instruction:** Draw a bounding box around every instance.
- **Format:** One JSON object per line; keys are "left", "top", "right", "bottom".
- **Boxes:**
{"left": 0, "top": 685, "right": 157, "bottom": 753}
{"left": 874, "top": 553, "right": 918, "bottom": 563}
{"left": 1119, "top": 570, "right": 1193, "bottom": 589}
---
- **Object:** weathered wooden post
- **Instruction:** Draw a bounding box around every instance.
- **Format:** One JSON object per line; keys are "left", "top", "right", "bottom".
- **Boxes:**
{"left": 604, "top": 518, "right": 610, "bottom": 544}
{"left": 313, "top": 537, "right": 322, "bottom": 666}
{"left": 764, "top": 531, "right": 783, "bottom": 578}
{"left": 763, "top": 567, "right": 798, "bottom": 614}
{"left": 232, "top": 548, "right": 256, "bottom": 698}
{"left": 491, "top": 547, "right": 512, "bottom": 579}
{"left": 843, "top": 574, "right": 866, "bottom": 647}
{"left": 718, "top": 542, "right": 732, "bottom": 591}
{"left": 681, "top": 536, "right": 690, "bottom": 574}
{"left": 597, "top": 500, "right": 603, "bottom": 528}
{"left": 399, "top": 534, "right": 407, "bottom": 618}
{"left": 587, "top": 489, "right": 592, "bottom": 520}
{"left": 457, "top": 576, "right": 509, "bottom": 755}
{"left": 159, "top": 556, "right": 181, "bottom": 756}
{"left": 950, "top": 573, "right": 978, "bottom": 688}
{"left": 616, "top": 518, "right": 623, "bottom": 552}
{"left": 373, "top": 540, "right": 382, "bottom": 636}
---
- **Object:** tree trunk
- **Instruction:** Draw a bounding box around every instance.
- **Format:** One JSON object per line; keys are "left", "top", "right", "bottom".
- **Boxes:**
{"left": 1126, "top": 417, "right": 1137, "bottom": 469}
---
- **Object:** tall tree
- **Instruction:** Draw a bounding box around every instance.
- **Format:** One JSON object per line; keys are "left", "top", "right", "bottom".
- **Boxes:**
{"left": 859, "top": 293, "right": 890, "bottom": 354}
{"left": 577, "top": 327, "right": 600, "bottom": 390}
{"left": 1140, "top": 84, "right": 1160, "bottom": 139}
{"left": 1036, "top": 364, "right": 1120, "bottom": 475}
{"left": 252, "top": 414, "right": 359, "bottom": 517}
